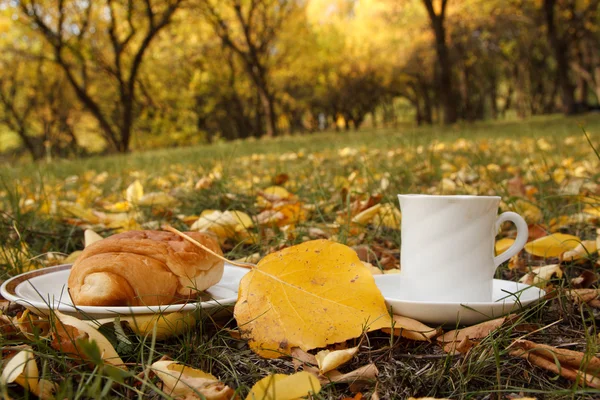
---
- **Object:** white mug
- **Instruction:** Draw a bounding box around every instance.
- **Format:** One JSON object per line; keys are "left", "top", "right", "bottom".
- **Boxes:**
{"left": 397, "top": 194, "right": 528, "bottom": 302}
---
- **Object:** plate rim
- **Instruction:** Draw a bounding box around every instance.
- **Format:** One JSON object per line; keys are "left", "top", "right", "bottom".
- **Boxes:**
{"left": 0, "top": 262, "right": 246, "bottom": 316}
{"left": 374, "top": 276, "right": 546, "bottom": 307}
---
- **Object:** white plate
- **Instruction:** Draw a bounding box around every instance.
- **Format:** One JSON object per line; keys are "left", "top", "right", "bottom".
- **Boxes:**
{"left": 0, "top": 263, "right": 249, "bottom": 319}
{"left": 374, "top": 275, "right": 546, "bottom": 326}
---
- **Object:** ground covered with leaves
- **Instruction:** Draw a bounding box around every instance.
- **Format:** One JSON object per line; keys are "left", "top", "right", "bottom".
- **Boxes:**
{"left": 1, "top": 116, "right": 600, "bottom": 399}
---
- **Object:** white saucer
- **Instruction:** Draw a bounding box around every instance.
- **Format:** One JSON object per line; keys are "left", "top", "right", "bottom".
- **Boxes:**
{"left": 0, "top": 263, "right": 249, "bottom": 319}
{"left": 374, "top": 275, "right": 546, "bottom": 326}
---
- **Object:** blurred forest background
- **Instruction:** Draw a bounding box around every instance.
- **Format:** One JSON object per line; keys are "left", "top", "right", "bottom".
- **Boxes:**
{"left": 1, "top": 0, "right": 599, "bottom": 161}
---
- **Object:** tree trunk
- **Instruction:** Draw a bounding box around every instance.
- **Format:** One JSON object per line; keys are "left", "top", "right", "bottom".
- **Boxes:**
{"left": 543, "top": 0, "right": 577, "bottom": 114}
{"left": 257, "top": 87, "right": 277, "bottom": 137}
{"left": 423, "top": 0, "right": 457, "bottom": 125}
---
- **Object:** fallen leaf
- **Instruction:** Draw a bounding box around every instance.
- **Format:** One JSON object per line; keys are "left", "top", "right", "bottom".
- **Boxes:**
{"left": 125, "top": 180, "right": 144, "bottom": 204}
{"left": 1, "top": 346, "right": 39, "bottom": 392}
{"left": 495, "top": 238, "right": 515, "bottom": 255}
{"left": 352, "top": 204, "right": 382, "bottom": 225}
{"left": 509, "top": 339, "right": 600, "bottom": 388}
{"left": 96, "top": 312, "right": 196, "bottom": 340}
{"left": 570, "top": 271, "right": 597, "bottom": 289}
{"left": 234, "top": 240, "right": 389, "bottom": 358}
{"left": 524, "top": 233, "right": 581, "bottom": 258}
{"left": 151, "top": 360, "right": 235, "bottom": 400}
{"left": 560, "top": 240, "right": 598, "bottom": 262}
{"left": 13, "top": 310, "right": 50, "bottom": 339}
{"left": 50, "top": 311, "right": 125, "bottom": 369}
{"left": 382, "top": 315, "right": 438, "bottom": 341}
{"left": 191, "top": 210, "right": 254, "bottom": 241}
{"left": 438, "top": 316, "right": 512, "bottom": 354}
{"left": 519, "top": 264, "right": 563, "bottom": 287}
{"left": 246, "top": 371, "right": 321, "bottom": 400}
{"left": 315, "top": 346, "right": 359, "bottom": 374}
{"left": 322, "top": 363, "right": 378, "bottom": 384}
{"left": 84, "top": 229, "right": 103, "bottom": 248}
{"left": 137, "top": 192, "right": 178, "bottom": 207}
{"left": 441, "top": 336, "right": 474, "bottom": 355}
{"left": 566, "top": 289, "right": 600, "bottom": 305}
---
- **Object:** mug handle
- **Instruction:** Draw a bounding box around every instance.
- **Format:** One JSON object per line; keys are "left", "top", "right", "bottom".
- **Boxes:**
{"left": 493, "top": 211, "right": 529, "bottom": 266}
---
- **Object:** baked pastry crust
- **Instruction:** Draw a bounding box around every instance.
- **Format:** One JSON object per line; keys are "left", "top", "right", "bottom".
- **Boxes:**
{"left": 68, "top": 230, "right": 224, "bottom": 306}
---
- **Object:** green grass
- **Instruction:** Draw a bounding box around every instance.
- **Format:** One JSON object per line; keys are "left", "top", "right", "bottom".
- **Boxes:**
{"left": 1, "top": 114, "right": 600, "bottom": 399}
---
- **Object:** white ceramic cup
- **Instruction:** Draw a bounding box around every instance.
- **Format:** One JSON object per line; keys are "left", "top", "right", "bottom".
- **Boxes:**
{"left": 397, "top": 194, "right": 528, "bottom": 302}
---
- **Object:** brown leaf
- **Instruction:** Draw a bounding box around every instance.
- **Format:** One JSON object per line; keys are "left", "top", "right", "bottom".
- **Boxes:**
{"left": 438, "top": 315, "right": 512, "bottom": 344}
{"left": 507, "top": 176, "right": 526, "bottom": 197}
{"left": 291, "top": 347, "right": 317, "bottom": 371}
{"left": 442, "top": 335, "right": 474, "bottom": 355}
{"left": 382, "top": 315, "right": 439, "bottom": 341}
{"left": 510, "top": 339, "right": 600, "bottom": 388}
{"left": 322, "top": 363, "right": 378, "bottom": 385}
{"left": 570, "top": 271, "right": 597, "bottom": 289}
{"left": 566, "top": 289, "right": 600, "bottom": 305}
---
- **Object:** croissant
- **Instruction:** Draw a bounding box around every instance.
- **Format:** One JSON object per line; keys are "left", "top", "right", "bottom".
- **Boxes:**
{"left": 68, "top": 230, "right": 224, "bottom": 307}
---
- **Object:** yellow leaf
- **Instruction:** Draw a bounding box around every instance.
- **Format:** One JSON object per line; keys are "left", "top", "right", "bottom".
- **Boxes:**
{"left": 234, "top": 240, "right": 389, "bottom": 358}
{"left": 495, "top": 238, "right": 515, "bottom": 255}
{"left": 125, "top": 180, "right": 144, "bottom": 204}
{"left": 59, "top": 201, "right": 101, "bottom": 224}
{"left": 352, "top": 204, "right": 382, "bottom": 225}
{"left": 104, "top": 201, "right": 131, "bottom": 212}
{"left": 245, "top": 371, "right": 321, "bottom": 400}
{"left": 263, "top": 186, "right": 292, "bottom": 200}
{"left": 560, "top": 240, "right": 598, "bottom": 262}
{"left": 524, "top": 233, "right": 581, "bottom": 258}
{"left": 514, "top": 200, "right": 543, "bottom": 224}
{"left": 1, "top": 346, "right": 39, "bottom": 392}
{"left": 315, "top": 346, "right": 358, "bottom": 374}
{"left": 373, "top": 204, "right": 401, "bottom": 229}
{"left": 151, "top": 361, "right": 235, "bottom": 400}
{"left": 136, "top": 192, "right": 178, "bottom": 207}
{"left": 583, "top": 205, "right": 600, "bottom": 218}
{"left": 96, "top": 312, "right": 196, "bottom": 340}
{"left": 191, "top": 210, "right": 253, "bottom": 239}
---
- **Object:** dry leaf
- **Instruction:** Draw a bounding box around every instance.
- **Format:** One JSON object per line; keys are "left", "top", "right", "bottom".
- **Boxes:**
{"left": 442, "top": 336, "right": 474, "bottom": 355}
{"left": 137, "top": 192, "right": 178, "bottom": 207}
{"left": 519, "top": 264, "right": 563, "bottom": 287}
{"left": 566, "top": 289, "right": 600, "bottom": 305}
{"left": 570, "top": 271, "right": 597, "bottom": 289}
{"left": 13, "top": 310, "right": 50, "bottom": 339}
{"left": 510, "top": 339, "right": 600, "bottom": 388}
{"left": 322, "top": 363, "right": 378, "bottom": 385}
{"left": 381, "top": 315, "right": 438, "bottom": 341}
{"left": 50, "top": 311, "right": 125, "bottom": 369}
{"left": 245, "top": 371, "right": 321, "bottom": 400}
{"left": 234, "top": 240, "right": 389, "bottom": 358}
{"left": 291, "top": 347, "right": 317, "bottom": 370}
{"left": 1, "top": 346, "right": 39, "bottom": 392}
{"left": 125, "top": 180, "right": 144, "bottom": 204}
{"left": 408, "top": 398, "right": 452, "bottom": 400}
{"left": 524, "top": 233, "right": 581, "bottom": 258}
{"left": 84, "top": 229, "right": 103, "bottom": 248}
{"left": 438, "top": 316, "right": 511, "bottom": 354}
{"left": 560, "top": 240, "right": 598, "bottom": 262}
{"left": 96, "top": 312, "right": 196, "bottom": 340}
{"left": 151, "top": 360, "right": 235, "bottom": 400}
{"left": 191, "top": 210, "right": 254, "bottom": 241}
{"left": 352, "top": 204, "right": 382, "bottom": 225}
{"left": 315, "top": 346, "right": 359, "bottom": 374}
